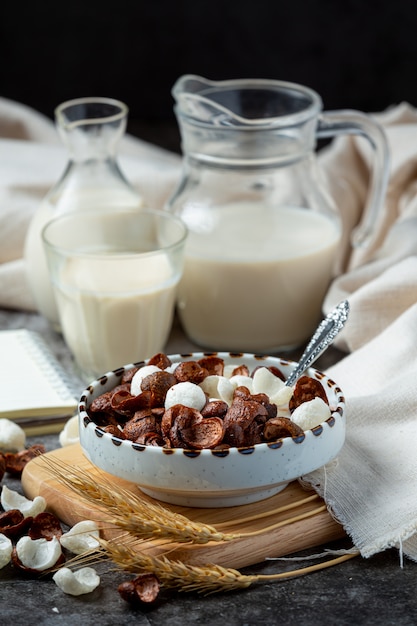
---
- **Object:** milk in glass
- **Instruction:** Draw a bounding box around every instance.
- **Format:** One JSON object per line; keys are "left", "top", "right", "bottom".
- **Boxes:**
{"left": 54, "top": 251, "right": 178, "bottom": 379}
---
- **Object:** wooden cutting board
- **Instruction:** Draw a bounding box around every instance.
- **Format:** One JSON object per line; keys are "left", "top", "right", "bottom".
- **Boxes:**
{"left": 22, "top": 444, "right": 346, "bottom": 569}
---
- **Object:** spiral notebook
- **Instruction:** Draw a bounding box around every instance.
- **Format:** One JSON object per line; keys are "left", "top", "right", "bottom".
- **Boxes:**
{"left": 0, "top": 329, "right": 78, "bottom": 435}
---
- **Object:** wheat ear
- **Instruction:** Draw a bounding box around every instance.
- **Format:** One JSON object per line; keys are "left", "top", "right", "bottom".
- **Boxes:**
{"left": 98, "top": 539, "right": 359, "bottom": 594}
{"left": 40, "top": 455, "right": 328, "bottom": 545}
{"left": 101, "top": 539, "right": 255, "bottom": 593}
{"left": 40, "top": 456, "right": 329, "bottom": 543}
{"left": 39, "top": 455, "right": 235, "bottom": 544}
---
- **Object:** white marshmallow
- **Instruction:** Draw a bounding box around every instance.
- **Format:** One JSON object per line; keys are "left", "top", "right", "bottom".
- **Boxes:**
{"left": 130, "top": 365, "right": 161, "bottom": 396}
{"left": 269, "top": 385, "right": 294, "bottom": 410}
{"left": 291, "top": 397, "right": 331, "bottom": 431}
{"left": 60, "top": 520, "right": 100, "bottom": 554}
{"left": 165, "top": 362, "right": 180, "bottom": 374}
{"left": 164, "top": 381, "right": 206, "bottom": 411}
{"left": 53, "top": 567, "right": 100, "bottom": 596}
{"left": 252, "top": 367, "right": 284, "bottom": 397}
{"left": 229, "top": 375, "right": 254, "bottom": 393}
{"left": 0, "top": 419, "right": 26, "bottom": 452}
{"left": 223, "top": 364, "right": 238, "bottom": 378}
{"left": 0, "top": 533, "right": 12, "bottom": 569}
{"left": 59, "top": 414, "right": 79, "bottom": 447}
{"left": 1, "top": 485, "right": 46, "bottom": 518}
{"left": 15, "top": 536, "right": 62, "bottom": 571}
{"left": 199, "top": 375, "right": 235, "bottom": 405}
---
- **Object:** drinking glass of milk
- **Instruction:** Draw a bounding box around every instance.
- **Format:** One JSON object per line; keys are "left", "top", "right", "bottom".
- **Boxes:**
{"left": 42, "top": 208, "right": 187, "bottom": 381}
{"left": 167, "top": 75, "right": 389, "bottom": 352}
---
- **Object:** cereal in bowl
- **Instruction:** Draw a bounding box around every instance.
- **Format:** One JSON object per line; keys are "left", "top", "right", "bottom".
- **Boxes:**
{"left": 87, "top": 353, "right": 332, "bottom": 450}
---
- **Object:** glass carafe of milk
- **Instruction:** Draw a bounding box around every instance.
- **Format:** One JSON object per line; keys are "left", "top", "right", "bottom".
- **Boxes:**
{"left": 24, "top": 97, "right": 142, "bottom": 329}
{"left": 167, "top": 75, "right": 389, "bottom": 352}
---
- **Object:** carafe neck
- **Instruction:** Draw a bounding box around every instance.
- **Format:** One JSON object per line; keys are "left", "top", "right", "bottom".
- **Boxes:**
{"left": 55, "top": 97, "right": 128, "bottom": 163}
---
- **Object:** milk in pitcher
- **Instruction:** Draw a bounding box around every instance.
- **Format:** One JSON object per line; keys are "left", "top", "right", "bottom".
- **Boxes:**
{"left": 177, "top": 203, "right": 340, "bottom": 351}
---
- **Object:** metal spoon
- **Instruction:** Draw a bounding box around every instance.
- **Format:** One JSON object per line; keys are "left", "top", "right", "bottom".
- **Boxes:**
{"left": 285, "top": 300, "right": 350, "bottom": 387}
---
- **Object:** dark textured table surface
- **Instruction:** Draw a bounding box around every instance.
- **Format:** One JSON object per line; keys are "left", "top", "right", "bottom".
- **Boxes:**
{"left": 1, "top": 307, "right": 416, "bottom": 626}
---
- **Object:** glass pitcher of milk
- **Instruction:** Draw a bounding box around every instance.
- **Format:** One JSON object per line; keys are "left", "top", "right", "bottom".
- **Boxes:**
{"left": 24, "top": 97, "right": 142, "bottom": 330}
{"left": 167, "top": 75, "right": 389, "bottom": 352}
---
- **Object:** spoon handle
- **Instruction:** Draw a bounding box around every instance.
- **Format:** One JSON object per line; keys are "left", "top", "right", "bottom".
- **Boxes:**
{"left": 285, "top": 300, "right": 350, "bottom": 387}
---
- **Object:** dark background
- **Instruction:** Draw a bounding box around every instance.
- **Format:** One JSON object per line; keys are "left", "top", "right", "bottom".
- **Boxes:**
{"left": 2, "top": 0, "right": 417, "bottom": 153}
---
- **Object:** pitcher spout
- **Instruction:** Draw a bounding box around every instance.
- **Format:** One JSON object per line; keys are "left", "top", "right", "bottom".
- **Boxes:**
{"left": 172, "top": 75, "right": 323, "bottom": 165}
{"left": 172, "top": 74, "right": 322, "bottom": 128}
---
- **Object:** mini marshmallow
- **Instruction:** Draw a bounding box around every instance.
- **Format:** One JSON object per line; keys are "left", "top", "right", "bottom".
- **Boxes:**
{"left": 60, "top": 520, "right": 100, "bottom": 554}
{"left": 269, "top": 385, "right": 294, "bottom": 411}
{"left": 165, "top": 362, "right": 180, "bottom": 374}
{"left": 252, "top": 367, "right": 284, "bottom": 397}
{"left": 130, "top": 365, "right": 161, "bottom": 396}
{"left": 164, "top": 381, "right": 206, "bottom": 411}
{"left": 251, "top": 367, "right": 294, "bottom": 413}
{"left": 0, "top": 419, "right": 26, "bottom": 452}
{"left": 0, "top": 533, "right": 12, "bottom": 569}
{"left": 59, "top": 414, "right": 79, "bottom": 447}
{"left": 223, "top": 364, "right": 237, "bottom": 378}
{"left": 15, "top": 536, "right": 62, "bottom": 571}
{"left": 229, "top": 375, "right": 254, "bottom": 393}
{"left": 199, "top": 375, "right": 235, "bottom": 405}
{"left": 291, "top": 397, "right": 331, "bottom": 431}
{"left": 1, "top": 485, "right": 46, "bottom": 518}
{"left": 53, "top": 567, "right": 100, "bottom": 596}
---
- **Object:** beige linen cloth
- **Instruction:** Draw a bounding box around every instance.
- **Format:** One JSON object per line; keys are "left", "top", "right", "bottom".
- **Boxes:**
{"left": 305, "top": 102, "right": 417, "bottom": 563}
{"left": 2, "top": 97, "right": 417, "bottom": 562}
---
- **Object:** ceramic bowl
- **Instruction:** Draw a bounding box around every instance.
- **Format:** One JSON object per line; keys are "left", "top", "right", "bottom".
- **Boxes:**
{"left": 78, "top": 352, "right": 345, "bottom": 508}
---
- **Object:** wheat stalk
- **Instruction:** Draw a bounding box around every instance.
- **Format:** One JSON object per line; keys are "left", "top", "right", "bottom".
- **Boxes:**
{"left": 39, "top": 455, "right": 234, "bottom": 544}
{"left": 96, "top": 539, "right": 359, "bottom": 594}
{"left": 101, "top": 539, "right": 255, "bottom": 593}
{"left": 40, "top": 456, "right": 328, "bottom": 545}
{"left": 216, "top": 493, "right": 321, "bottom": 527}
{"left": 57, "top": 537, "right": 359, "bottom": 595}
{"left": 39, "top": 455, "right": 359, "bottom": 595}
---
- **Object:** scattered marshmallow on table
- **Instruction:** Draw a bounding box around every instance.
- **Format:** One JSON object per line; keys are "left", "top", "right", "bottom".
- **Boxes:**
{"left": 15, "top": 536, "right": 62, "bottom": 571}
{"left": 0, "top": 485, "right": 46, "bottom": 517}
{"left": 59, "top": 414, "right": 79, "bottom": 447}
{"left": 0, "top": 534, "right": 12, "bottom": 569}
{"left": 53, "top": 567, "right": 100, "bottom": 596}
{"left": 60, "top": 520, "right": 100, "bottom": 554}
{"left": 0, "top": 419, "right": 26, "bottom": 452}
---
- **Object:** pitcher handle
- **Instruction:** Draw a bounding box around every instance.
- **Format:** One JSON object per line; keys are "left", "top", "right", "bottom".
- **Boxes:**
{"left": 317, "top": 110, "right": 390, "bottom": 248}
